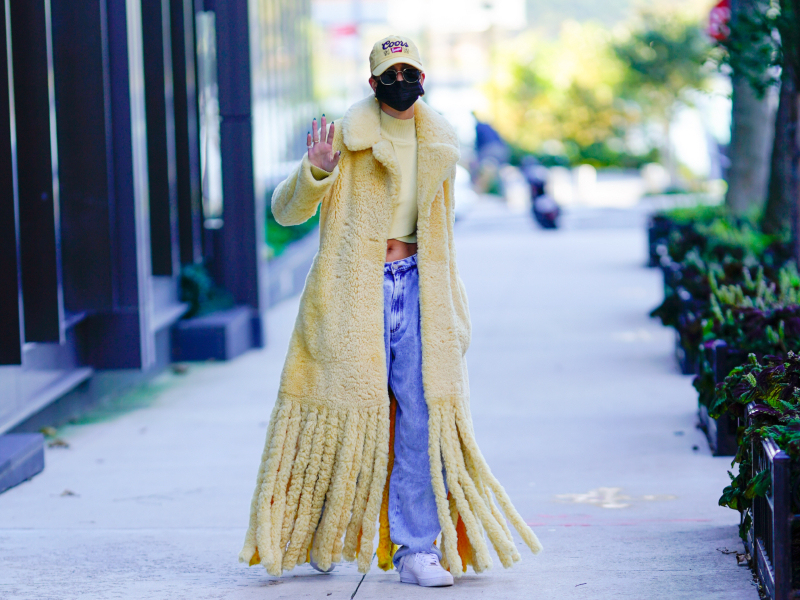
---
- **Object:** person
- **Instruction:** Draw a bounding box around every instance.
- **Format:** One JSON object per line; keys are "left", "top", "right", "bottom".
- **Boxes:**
{"left": 238, "top": 35, "right": 543, "bottom": 588}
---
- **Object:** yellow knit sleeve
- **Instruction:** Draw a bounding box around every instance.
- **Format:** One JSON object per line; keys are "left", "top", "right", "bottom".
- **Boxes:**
{"left": 310, "top": 164, "right": 332, "bottom": 181}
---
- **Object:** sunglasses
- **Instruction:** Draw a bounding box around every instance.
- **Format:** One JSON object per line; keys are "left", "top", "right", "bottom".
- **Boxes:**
{"left": 378, "top": 67, "right": 422, "bottom": 85}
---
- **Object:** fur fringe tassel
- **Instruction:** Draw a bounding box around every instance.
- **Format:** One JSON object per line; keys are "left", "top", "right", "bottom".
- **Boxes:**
{"left": 238, "top": 397, "right": 390, "bottom": 576}
{"left": 428, "top": 401, "right": 544, "bottom": 578}
{"left": 239, "top": 396, "right": 541, "bottom": 577}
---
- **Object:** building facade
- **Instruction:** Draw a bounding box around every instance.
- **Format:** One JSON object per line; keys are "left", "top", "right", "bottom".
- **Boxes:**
{"left": 0, "top": 0, "right": 313, "bottom": 441}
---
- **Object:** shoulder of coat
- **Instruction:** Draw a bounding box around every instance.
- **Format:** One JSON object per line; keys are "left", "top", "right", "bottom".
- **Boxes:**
{"left": 414, "top": 100, "right": 459, "bottom": 149}
{"left": 340, "top": 96, "right": 382, "bottom": 152}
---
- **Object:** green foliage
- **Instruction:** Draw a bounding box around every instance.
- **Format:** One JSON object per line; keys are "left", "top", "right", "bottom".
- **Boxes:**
{"left": 713, "top": 0, "right": 800, "bottom": 96}
{"left": 489, "top": 8, "right": 713, "bottom": 170}
{"left": 650, "top": 199, "right": 800, "bottom": 543}
{"left": 613, "top": 11, "right": 714, "bottom": 119}
{"left": 561, "top": 141, "right": 659, "bottom": 169}
{"left": 658, "top": 203, "right": 727, "bottom": 225}
{"left": 716, "top": 0, "right": 781, "bottom": 96}
{"left": 487, "top": 22, "right": 645, "bottom": 166}
{"left": 695, "top": 217, "right": 781, "bottom": 264}
{"left": 709, "top": 353, "right": 800, "bottom": 538}
{"left": 710, "top": 262, "right": 800, "bottom": 310}
{"left": 179, "top": 263, "right": 235, "bottom": 319}
{"left": 691, "top": 262, "right": 800, "bottom": 408}
{"left": 701, "top": 263, "right": 800, "bottom": 356}
{"left": 649, "top": 208, "right": 792, "bottom": 409}
{"left": 509, "top": 141, "right": 659, "bottom": 169}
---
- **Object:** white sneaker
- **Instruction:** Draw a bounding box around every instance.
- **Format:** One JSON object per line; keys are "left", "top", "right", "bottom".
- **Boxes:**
{"left": 398, "top": 552, "right": 454, "bottom": 587}
{"left": 309, "top": 530, "right": 336, "bottom": 573}
{"left": 309, "top": 548, "right": 336, "bottom": 573}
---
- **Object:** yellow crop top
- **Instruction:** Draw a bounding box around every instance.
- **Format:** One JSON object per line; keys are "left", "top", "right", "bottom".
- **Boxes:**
{"left": 309, "top": 110, "right": 418, "bottom": 244}
{"left": 380, "top": 111, "right": 418, "bottom": 243}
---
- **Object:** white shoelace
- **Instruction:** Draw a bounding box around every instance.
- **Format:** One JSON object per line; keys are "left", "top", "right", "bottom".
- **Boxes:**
{"left": 418, "top": 552, "right": 440, "bottom": 567}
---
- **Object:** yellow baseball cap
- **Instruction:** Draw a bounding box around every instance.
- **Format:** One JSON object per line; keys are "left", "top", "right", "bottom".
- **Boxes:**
{"left": 369, "top": 35, "right": 424, "bottom": 76}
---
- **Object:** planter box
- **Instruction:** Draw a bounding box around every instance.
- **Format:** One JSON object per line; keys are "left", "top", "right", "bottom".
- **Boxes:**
{"left": 647, "top": 215, "right": 673, "bottom": 267}
{"left": 697, "top": 403, "right": 739, "bottom": 456}
{"left": 696, "top": 341, "right": 749, "bottom": 456}
{"left": 744, "top": 402, "right": 800, "bottom": 600}
{"left": 171, "top": 305, "right": 257, "bottom": 362}
{"left": 0, "top": 433, "right": 44, "bottom": 494}
{"left": 711, "top": 341, "right": 750, "bottom": 384}
{"left": 674, "top": 288, "right": 705, "bottom": 375}
{"left": 675, "top": 328, "right": 701, "bottom": 375}
{"left": 661, "top": 259, "right": 682, "bottom": 295}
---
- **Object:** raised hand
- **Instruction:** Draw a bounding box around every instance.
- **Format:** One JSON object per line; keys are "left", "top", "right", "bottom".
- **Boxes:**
{"left": 307, "top": 115, "right": 341, "bottom": 172}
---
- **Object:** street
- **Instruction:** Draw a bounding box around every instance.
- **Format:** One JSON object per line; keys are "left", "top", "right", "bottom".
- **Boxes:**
{"left": 0, "top": 199, "right": 758, "bottom": 599}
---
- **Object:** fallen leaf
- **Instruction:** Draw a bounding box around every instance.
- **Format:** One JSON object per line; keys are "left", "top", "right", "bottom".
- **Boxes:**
{"left": 40, "top": 426, "right": 57, "bottom": 437}
{"left": 48, "top": 439, "right": 70, "bottom": 449}
{"left": 61, "top": 489, "right": 78, "bottom": 497}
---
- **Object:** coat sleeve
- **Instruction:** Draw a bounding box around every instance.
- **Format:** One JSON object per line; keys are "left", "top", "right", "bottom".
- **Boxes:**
{"left": 270, "top": 129, "right": 342, "bottom": 226}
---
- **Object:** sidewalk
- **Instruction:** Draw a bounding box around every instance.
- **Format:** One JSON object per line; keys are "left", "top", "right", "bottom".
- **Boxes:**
{"left": 0, "top": 200, "right": 758, "bottom": 599}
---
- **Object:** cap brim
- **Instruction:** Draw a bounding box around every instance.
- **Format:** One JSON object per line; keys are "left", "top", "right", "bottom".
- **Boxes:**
{"left": 371, "top": 56, "right": 424, "bottom": 76}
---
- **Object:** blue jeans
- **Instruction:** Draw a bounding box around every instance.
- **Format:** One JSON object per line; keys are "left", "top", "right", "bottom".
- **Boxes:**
{"left": 383, "top": 253, "right": 443, "bottom": 568}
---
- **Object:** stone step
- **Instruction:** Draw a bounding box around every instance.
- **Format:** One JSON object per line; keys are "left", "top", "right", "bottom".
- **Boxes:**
{"left": 171, "top": 305, "right": 256, "bottom": 362}
{"left": 0, "top": 433, "right": 44, "bottom": 495}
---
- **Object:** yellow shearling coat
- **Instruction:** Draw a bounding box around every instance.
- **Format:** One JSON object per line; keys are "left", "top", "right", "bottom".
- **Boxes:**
{"left": 239, "top": 96, "right": 542, "bottom": 577}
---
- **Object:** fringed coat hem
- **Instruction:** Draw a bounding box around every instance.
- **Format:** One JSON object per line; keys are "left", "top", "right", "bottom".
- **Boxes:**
{"left": 238, "top": 96, "right": 543, "bottom": 577}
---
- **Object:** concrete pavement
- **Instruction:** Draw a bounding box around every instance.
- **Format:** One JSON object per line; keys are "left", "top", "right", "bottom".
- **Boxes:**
{"left": 0, "top": 200, "right": 759, "bottom": 599}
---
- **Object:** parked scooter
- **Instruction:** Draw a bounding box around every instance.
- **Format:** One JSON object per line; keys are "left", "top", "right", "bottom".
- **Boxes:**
{"left": 532, "top": 184, "right": 560, "bottom": 229}
{"left": 522, "top": 158, "right": 560, "bottom": 229}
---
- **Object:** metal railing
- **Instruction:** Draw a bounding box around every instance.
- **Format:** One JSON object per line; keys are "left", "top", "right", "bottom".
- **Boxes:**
{"left": 746, "top": 402, "right": 796, "bottom": 600}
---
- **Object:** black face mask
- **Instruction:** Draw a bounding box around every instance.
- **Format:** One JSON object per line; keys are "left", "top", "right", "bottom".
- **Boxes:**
{"left": 374, "top": 79, "right": 424, "bottom": 112}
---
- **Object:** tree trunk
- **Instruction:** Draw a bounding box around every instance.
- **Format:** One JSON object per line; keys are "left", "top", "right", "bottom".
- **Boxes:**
{"left": 726, "top": 0, "right": 776, "bottom": 216}
{"left": 726, "top": 75, "right": 775, "bottom": 215}
{"left": 761, "top": 65, "right": 798, "bottom": 237}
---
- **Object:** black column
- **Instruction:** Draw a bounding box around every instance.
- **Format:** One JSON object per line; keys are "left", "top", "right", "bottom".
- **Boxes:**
{"left": 9, "top": 0, "right": 64, "bottom": 343}
{"left": 0, "top": 0, "right": 22, "bottom": 365}
{"left": 142, "top": 0, "right": 179, "bottom": 276}
{"left": 215, "top": 0, "right": 265, "bottom": 338}
{"left": 51, "top": 0, "right": 114, "bottom": 316}
{"left": 72, "top": 0, "right": 155, "bottom": 370}
{"left": 171, "top": 0, "right": 202, "bottom": 265}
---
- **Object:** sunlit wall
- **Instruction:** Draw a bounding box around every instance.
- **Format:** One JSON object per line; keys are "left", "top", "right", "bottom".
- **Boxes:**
{"left": 250, "top": 0, "right": 316, "bottom": 202}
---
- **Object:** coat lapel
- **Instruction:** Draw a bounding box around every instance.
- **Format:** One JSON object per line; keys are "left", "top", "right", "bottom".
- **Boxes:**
{"left": 340, "top": 95, "right": 461, "bottom": 226}
{"left": 413, "top": 101, "right": 460, "bottom": 217}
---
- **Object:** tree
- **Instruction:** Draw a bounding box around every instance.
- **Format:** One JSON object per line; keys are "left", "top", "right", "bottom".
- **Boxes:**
{"left": 725, "top": 0, "right": 776, "bottom": 217}
{"left": 762, "top": 61, "right": 798, "bottom": 235}
{"left": 763, "top": 0, "right": 800, "bottom": 260}
{"left": 487, "top": 22, "right": 634, "bottom": 164}
{"left": 612, "top": 11, "right": 714, "bottom": 186}
{"left": 718, "top": 0, "right": 800, "bottom": 256}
